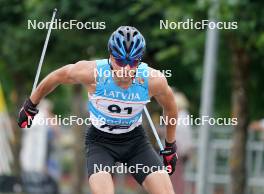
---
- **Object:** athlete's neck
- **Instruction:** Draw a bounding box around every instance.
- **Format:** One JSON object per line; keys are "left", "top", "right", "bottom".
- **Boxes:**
{"left": 112, "top": 73, "right": 133, "bottom": 89}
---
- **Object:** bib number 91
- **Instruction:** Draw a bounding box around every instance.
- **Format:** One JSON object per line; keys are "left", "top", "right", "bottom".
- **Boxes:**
{"left": 108, "top": 104, "right": 132, "bottom": 114}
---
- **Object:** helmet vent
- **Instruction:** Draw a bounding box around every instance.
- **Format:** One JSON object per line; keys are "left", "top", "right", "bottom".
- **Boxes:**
{"left": 127, "top": 33, "right": 131, "bottom": 41}
{"left": 134, "top": 39, "right": 140, "bottom": 50}
{"left": 128, "top": 41, "right": 134, "bottom": 52}
{"left": 133, "top": 31, "right": 138, "bottom": 37}
{"left": 123, "top": 41, "right": 128, "bottom": 53}
{"left": 118, "top": 30, "right": 124, "bottom": 36}
{"left": 116, "top": 38, "right": 122, "bottom": 48}
{"left": 132, "top": 48, "right": 142, "bottom": 57}
{"left": 113, "top": 46, "right": 123, "bottom": 56}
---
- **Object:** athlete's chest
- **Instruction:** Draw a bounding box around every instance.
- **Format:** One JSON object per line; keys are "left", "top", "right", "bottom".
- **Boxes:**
{"left": 89, "top": 86, "right": 148, "bottom": 118}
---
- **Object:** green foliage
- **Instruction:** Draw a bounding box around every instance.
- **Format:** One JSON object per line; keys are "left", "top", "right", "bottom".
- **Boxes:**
{"left": 218, "top": 0, "right": 264, "bottom": 118}
{"left": 0, "top": 0, "right": 263, "bottom": 118}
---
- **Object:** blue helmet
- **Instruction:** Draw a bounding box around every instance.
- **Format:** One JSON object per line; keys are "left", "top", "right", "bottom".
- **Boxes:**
{"left": 108, "top": 26, "right": 146, "bottom": 61}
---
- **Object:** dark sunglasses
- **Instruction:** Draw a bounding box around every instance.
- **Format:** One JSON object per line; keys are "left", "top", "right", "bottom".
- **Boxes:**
{"left": 114, "top": 58, "right": 140, "bottom": 68}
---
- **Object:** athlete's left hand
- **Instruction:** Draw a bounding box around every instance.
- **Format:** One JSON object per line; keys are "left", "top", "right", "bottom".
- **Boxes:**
{"left": 160, "top": 140, "right": 178, "bottom": 175}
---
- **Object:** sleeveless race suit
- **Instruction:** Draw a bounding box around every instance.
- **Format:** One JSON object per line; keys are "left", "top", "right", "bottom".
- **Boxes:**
{"left": 88, "top": 59, "right": 150, "bottom": 134}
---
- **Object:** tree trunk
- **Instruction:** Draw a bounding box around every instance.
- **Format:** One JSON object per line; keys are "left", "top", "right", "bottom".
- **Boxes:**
{"left": 72, "top": 85, "right": 86, "bottom": 194}
{"left": 230, "top": 37, "right": 250, "bottom": 194}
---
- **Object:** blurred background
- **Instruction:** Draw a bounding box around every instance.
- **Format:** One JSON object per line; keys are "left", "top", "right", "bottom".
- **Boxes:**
{"left": 0, "top": 0, "right": 263, "bottom": 194}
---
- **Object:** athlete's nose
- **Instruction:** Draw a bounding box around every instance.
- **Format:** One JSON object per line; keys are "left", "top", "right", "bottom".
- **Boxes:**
{"left": 123, "top": 64, "right": 131, "bottom": 70}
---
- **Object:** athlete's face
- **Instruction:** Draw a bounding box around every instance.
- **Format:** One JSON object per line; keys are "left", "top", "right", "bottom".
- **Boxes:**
{"left": 110, "top": 55, "right": 139, "bottom": 82}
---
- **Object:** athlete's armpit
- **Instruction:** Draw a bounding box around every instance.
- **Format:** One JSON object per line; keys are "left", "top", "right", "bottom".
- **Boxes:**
{"left": 148, "top": 67, "right": 169, "bottom": 98}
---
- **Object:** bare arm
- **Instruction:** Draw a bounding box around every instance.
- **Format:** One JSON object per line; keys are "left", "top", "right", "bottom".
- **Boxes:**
{"left": 149, "top": 68, "right": 178, "bottom": 143}
{"left": 30, "top": 60, "right": 96, "bottom": 104}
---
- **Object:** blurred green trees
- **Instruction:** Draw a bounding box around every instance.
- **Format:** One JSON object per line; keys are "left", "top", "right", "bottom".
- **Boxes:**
{"left": 0, "top": 0, "right": 263, "bottom": 118}
{"left": 0, "top": 1, "right": 263, "bottom": 193}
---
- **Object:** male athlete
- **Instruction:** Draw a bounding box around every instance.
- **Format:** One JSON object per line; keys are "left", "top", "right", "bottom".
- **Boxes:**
{"left": 18, "top": 26, "right": 178, "bottom": 194}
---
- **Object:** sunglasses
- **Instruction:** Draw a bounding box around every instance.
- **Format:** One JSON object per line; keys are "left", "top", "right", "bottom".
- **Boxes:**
{"left": 114, "top": 58, "right": 140, "bottom": 68}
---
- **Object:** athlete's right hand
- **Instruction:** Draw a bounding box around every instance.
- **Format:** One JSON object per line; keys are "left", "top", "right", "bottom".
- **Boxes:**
{"left": 18, "top": 98, "right": 39, "bottom": 128}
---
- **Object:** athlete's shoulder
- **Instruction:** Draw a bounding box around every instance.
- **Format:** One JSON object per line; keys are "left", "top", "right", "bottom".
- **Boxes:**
{"left": 66, "top": 60, "right": 96, "bottom": 85}
{"left": 148, "top": 67, "right": 166, "bottom": 81}
{"left": 75, "top": 60, "right": 96, "bottom": 67}
{"left": 74, "top": 60, "right": 97, "bottom": 74}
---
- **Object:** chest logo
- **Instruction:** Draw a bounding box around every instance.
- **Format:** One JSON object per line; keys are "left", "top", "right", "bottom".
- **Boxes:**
{"left": 104, "top": 90, "right": 140, "bottom": 100}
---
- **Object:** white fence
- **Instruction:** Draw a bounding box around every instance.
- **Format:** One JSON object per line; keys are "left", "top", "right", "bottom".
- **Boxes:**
{"left": 184, "top": 127, "right": 264, "bottom": 194}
